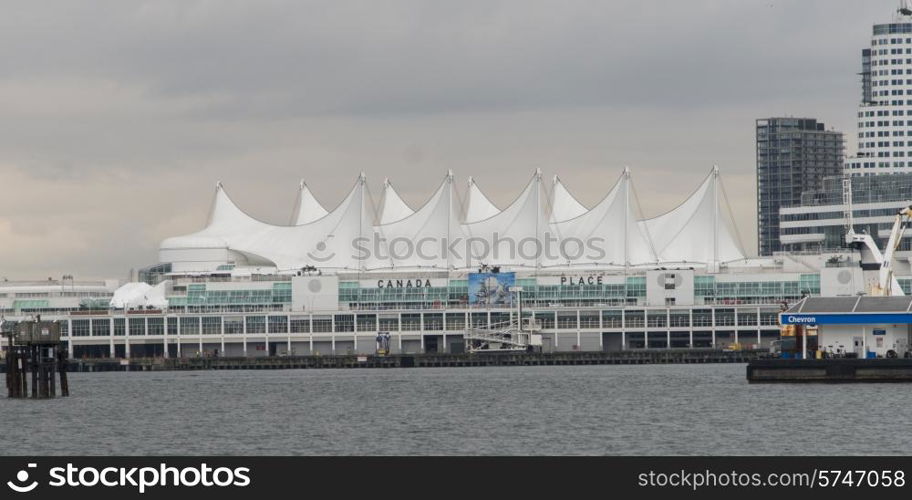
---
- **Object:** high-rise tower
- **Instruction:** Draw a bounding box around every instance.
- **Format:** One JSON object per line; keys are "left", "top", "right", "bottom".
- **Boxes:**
{"left": 756, "top": 118, "right": 844, "bottom": 256}
{"left": 847, "top": 1, "right": 912, "bottom": 175}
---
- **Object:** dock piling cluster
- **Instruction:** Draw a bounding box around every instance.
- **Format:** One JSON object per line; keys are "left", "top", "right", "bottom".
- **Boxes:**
{"left": 3, "top": 320, "right": 69, "bottom": 398}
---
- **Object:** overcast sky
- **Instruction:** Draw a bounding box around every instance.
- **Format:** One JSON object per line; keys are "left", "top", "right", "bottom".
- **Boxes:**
{"left": 0, "top": 0, "right": 898, "bottom": 280}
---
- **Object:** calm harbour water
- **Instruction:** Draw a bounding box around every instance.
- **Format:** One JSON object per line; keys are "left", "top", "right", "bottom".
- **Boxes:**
{"left": 0, "top": 364, "right": 908, "bottom": 455}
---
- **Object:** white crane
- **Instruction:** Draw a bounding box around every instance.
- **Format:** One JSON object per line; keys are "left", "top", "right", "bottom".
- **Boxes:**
{"left": 874, "top": 206, "right": 912, "bottom": 296}
{"left": 843, "top": 173, "right": 912, "bottom": 296}
{"left": 848, "top": 206, "right": 912, "bottom": 296}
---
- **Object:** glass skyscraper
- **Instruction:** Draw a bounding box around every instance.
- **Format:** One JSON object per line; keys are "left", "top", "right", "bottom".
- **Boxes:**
{"left": 756, "top": 117, "right": 844, "bottom": 256}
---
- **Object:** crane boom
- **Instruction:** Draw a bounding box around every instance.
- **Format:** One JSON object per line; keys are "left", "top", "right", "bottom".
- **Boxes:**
{"left": 879, "top": 205, "right": 912, "bottom": 296}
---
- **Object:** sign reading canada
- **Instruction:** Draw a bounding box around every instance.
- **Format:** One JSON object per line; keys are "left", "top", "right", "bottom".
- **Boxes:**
{"left": 362, "top": 278, "right": 448, "bottom": 289}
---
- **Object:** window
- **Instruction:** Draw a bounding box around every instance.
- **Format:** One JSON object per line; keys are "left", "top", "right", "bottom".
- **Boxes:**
{"left": 129, "top": 318, "right": 145, "bottom": 336}
{"left": 202, "top": 316, "right": 221, "bottom": 335}
{"left": 91, "top": 319, "right": 110, "bottom": 336}
{"left": 246, "top": 316, "right": 266, "bottom": 334}
{"left": 147, "top": 317, "right": 164, "bottom": 335}
{"left": 179, "top": 317, "right": 200, "bottom": 335}
{"left": 268, "top": 315, "right": 288, "bottom": 334}
{"left": 290, "top": 317, "right": 310, "bottom": 333}
{"left": 224, "top": 317, "right": 243, "bottom": 334}
{"left": 72, "top": 319, "right": 90, "bottom": 337}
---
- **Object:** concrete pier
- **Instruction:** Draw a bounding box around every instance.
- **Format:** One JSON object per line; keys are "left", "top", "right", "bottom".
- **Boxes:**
{"left": 2, "top": 348, "right": 766, "bottom": 372}
{"left": 747, "top": 358, "right": 912, "bottom": 383}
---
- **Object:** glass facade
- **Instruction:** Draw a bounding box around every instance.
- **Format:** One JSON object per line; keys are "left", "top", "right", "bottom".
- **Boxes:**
{"left": 756, "top": 117, "right": 845, "bottom": 256}
{"left": 693, "top": 275, "right": 817, "bottom": 305}
{"left": 159, "top": 273, "right": 822, "bottom": 313}
{"left": 780, "top": 172, "right": 912, "bottom": 251}
{"left": 336, "top": 276, "right": 649, "bottom": 311}
{"left": 170, "top": 282, "right": 292, "bottom": 311}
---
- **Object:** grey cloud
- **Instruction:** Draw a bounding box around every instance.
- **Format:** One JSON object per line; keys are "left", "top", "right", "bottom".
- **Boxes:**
{"left": 0, "top": 0, "right": 895, "bottom": 278}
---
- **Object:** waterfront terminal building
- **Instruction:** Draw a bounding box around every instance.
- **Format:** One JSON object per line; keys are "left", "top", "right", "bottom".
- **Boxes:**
{"left": 0, "top": 170, "right": 896, "bottom": 358}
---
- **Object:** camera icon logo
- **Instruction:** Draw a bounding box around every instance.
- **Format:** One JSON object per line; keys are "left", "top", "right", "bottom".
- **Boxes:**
{"left": 7, "top": 463, "right": 38, "bottom": 493}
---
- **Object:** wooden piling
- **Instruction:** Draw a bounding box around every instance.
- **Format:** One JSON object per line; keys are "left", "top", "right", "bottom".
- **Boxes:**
{"left": 49, "top": 349, "right": 56, "bottom": 398}
{"left": 30, "top": 346, "right": 38, "bottom": 398}
{"left": 4, "top": 321, "right": 68, "bottom": 398}
{"left": 4, "top": 342, "right": 12, "bottom": 397}
{"left": 58, "top": 349, "right": 69, "bottom": 397}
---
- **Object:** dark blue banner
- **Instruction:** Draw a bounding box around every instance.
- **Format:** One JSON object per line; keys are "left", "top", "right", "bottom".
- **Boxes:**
{"left": 780, "top": 313, "right": 912, "bottom": 326}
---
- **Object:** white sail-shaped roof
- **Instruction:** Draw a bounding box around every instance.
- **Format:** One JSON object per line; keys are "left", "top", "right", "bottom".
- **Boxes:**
{"left": 159, "top": 168, "right": 747, "bottom": 273}
{"left": 548, "top": 168, "right": 656, "bottom": 267}
{"left": 378, "top": 179, "right": 415, "bottom": 224}
{"left": 373, "top": 172, "right": 461, "bottom": 270}
{"left": 550, "top": 175, "right": 588, "bottom": 223}
{"left": 639, "top": 167, "right": 744, "bottom": 266}
{"left": 463, "top": 177, "right": 501, "bottom": 223}
{"left": 461, "top": 171, "right": 545, "bottom": 268}
{"left": 291, "top": 181, "right": 329, "bottom": 225}
{"left": 161, "top": 175, "right": 380, "bottom": 271}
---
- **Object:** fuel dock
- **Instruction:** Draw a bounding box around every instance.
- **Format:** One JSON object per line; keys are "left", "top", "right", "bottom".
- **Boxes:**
{"left": 747, "top": 296, "right": 912, "bottom": 382}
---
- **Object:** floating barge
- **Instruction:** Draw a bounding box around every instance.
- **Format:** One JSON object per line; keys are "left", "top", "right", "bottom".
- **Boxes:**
{"left": 748, "top": 296, "right": 912, "bottom": 382}
{"left": 748, "top": 358, "right": 912, "bottom": 383}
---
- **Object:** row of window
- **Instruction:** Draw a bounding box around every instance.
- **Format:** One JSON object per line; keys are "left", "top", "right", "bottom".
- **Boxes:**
{"left": 873, "top": 35, "right": 912, "bottom": 44}
{"left": 852, "top": 148, "right": 912, "bottom": 158}
{"left": 873, "top": 78, "right": 912, "bottom": 86}
{"left": 859, "top": 107, "right": 912, "bottom": 117}
{"left": 858, "top": 130, "right": 908, "bottom": 137}
{"left": 873, "top": 24, "right": 912, "bottom": 36}
{"left": 870, "top": 58, "right": 912, "bottom": 67}
{"left": 857, "top": 119, "right": 912, "bottom": 127}
{"left": 850, "top": 161, "right": 912, "bottom": 168}
{"left": 65, "top": 309, "right": 784, "bottom": 336}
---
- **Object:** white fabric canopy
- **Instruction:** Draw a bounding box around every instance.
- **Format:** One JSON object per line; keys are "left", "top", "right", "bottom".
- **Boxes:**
{"left": 162, "top": 175, "right": 378, "bottom": 271}
{"left": 374, "top": 173, "right": 460, "bottom": 270}
{"left": 550, "top": 175, "right": 588, "bottom": 223}
{"left": 292, "top": 181, "right": 329, "bottom": 225}
{"left": 461, "top": 171, "right": 546, "bottom": 268}
{"left": 160, "top": 168, "right": 746, "bottom": 272}
{"left": 378, "top": 179, "right": 415, "bottom": 224}
{"left": 463, "top": 177, "right": 501, "bottom": 223}
{"left": 548, "top": 169, "right": 656, "bottom": 267}
{"left": 640, "top": 167, "right": 744, "bottom": 265}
